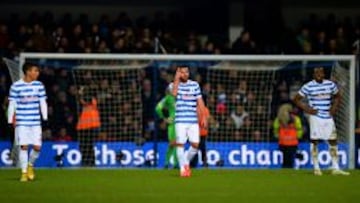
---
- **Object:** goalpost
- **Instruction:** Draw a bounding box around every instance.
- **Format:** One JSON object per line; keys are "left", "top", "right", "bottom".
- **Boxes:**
{"left": 18, "top": 53, "right": 356, "bottom": 169}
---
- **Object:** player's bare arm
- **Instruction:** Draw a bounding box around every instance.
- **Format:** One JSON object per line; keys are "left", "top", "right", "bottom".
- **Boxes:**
{"left": 330, "top": 91, "right": 341, "bottom": 116}
{"left": 197, "top": 97, "right": 208, "bottom": 128}
{"left": 172, "top": 68, "right": 181, "bottom": 97}
{"left": 292, "top": 93, "right": 317, "bottom": 115}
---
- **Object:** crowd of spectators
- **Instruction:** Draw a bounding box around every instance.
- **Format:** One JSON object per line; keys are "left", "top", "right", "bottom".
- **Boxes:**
{"left": 0, "top": 11, "right": 359, "bottom": 143}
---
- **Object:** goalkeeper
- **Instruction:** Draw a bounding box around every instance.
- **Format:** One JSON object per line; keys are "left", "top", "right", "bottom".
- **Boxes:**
{"left": 156, "top": 87, "right": 178, "bottom": 168}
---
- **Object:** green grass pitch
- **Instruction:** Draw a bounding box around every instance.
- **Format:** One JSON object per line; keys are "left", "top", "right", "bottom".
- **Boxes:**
{"left": 1, "top": 169, "right": 359, "bottom": 203}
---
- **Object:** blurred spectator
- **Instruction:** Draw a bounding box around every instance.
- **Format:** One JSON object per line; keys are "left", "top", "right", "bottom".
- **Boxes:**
{"left": 54, "top": 127, "right": 73, "bottom": 142}
{"left": 230, "top": 105, "right": 249, "bottom": 129}
{"left": 232, "top": 30, "right": 257, "bottom": 54}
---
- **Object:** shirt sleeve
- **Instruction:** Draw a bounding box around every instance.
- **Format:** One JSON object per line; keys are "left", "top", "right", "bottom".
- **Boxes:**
{"left": 155, "top": 98, "right": 166, "bottom": 119}
{"left": 8, "top": 84, "right": 18, "bottom": 101}
{"left": 39, "top": 83, "right": 48, "bottom": 120}
{"left": 40, "top": 99, "right": 48, "bottom": 121}
{"left": 195, "top": 83, "right": 202, "bottom": 99}
{"left": 298, "top": 84, "right": 308, "bottom": 97}
{"left": 272, "top": 118, "right": 280, "bottom": 138}
{"left": 331, "top": 82, "right": 339, "bottom": 95}
{"left": 38, "top": 82, "right": 47, "bottom": 99}
{"left": 294, "top": 116, "right": 303, "bottom": 139}
{"left": 7, "top": 100, "right": 16, "bottom": 124}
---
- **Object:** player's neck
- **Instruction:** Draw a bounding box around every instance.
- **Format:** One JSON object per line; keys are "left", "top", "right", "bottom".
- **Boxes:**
{"left": 314, "top": 79, "right": 323, "bottom": 83}
{"left": 23, "top": 76, "right": 34, "bottom": 83}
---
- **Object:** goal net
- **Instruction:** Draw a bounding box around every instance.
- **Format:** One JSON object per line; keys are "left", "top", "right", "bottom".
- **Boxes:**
{"left": 2, "top": 58, "right": 21, "bottom": 167}
{"left": 18, "top": 54, "right": 356, "bottom": 169}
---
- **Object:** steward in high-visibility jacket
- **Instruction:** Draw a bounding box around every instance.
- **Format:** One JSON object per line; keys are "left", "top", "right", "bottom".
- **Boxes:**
{"left": 76, "top": 98, "right": 100, "bottom": 130}
{"left": 274, "top": 115, "right": 302, "bottom": 146}
{"left": 76, "top": 97, "right": 100, "bottom": 166}
{"left": 273, "top": 104, "right": 303, "bottom": 168}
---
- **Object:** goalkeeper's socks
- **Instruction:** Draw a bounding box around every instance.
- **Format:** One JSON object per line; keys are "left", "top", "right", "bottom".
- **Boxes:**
{"left": 186, "top": 146, "right": 198, "bottom": 163}
{"left": 29, "top": 149, "right": 40, "bottom": 166}
{"left": 171, "top": 148, "right": 179, "bottom": 167}
{"left": 19, "top": 149, "right": 28, "bottom": 173}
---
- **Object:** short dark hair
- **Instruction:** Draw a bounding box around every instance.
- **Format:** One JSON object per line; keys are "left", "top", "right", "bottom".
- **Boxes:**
{"left": 177, "top": 65, "right": 189, "bottom": 71}
{"left": 22, "top": 62, "right": 38, "bottom": 74}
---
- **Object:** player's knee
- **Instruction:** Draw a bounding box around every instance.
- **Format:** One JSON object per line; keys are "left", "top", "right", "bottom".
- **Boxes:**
{"left": 20, "top": 145, "right": 28, "bottom": 150}
{"left": 328, "top": 139, "right": 337, "bottom": 146}
{"left": 311, "top": 140, "right": 319, "bottom": 145}
{"left": 169, "top": 141, "right": 177, "bottom": 147}
{"left": 310, "top": 141, "right": 318, "bottom": 156}
{"left": 33, "top": 145, "right": 41, "bottom": 151}
{"left": 190, "top": 143, "right": 199, "bottom": 148}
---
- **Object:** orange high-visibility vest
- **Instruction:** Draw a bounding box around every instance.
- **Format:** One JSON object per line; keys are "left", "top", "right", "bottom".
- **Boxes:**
{"left": 198, "top": 107, "right": 210, "bottom": 137}
{"left": 278, "top": 123, "right": 298, "bottom": 146}
{"left": 76, "top": 98, "right": 101, "bottom": 130}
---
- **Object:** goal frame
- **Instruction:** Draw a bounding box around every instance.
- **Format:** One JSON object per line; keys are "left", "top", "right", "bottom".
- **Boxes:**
{"left": 19, "top": 53, "right": 357, "bottom": 169}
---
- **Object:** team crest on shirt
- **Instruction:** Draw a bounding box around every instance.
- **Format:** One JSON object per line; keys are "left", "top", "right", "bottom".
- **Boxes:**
{"left": 314, "top": 93, "right": 330, "bottom": 99}
{"left": 182, "top": 94, "right": 195, "bottom": 100}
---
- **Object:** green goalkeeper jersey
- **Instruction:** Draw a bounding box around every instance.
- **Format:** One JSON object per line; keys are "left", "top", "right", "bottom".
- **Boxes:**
{"left": 156, "top": 94, "right": 176, "bottom": 141}
{"left": 155, "top": 94, "right": 176, "bottom": 121}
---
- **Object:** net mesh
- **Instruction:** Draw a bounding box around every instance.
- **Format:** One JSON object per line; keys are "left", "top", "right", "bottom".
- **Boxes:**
{"left": 331, "top": 61, "right": 350, "bottom": 143}
{"left": 2, "top": 58, "right": 20, "bottom": 166}
{"left": 206, "top": 61, "right": 283, "bottom": 142}
{"left": 3, "top": 58, "right": 22, "bottom": 82}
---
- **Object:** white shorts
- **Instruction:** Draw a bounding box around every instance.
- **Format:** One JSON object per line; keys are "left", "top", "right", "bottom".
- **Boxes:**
{"left": 175, "top": 123, "right": 200, "bottom": 144}
{"left": 15, "top": 126, "right": 42, "bottom": 146}
{"left": 309, "top": 115, "right": 337, "bottom": 140}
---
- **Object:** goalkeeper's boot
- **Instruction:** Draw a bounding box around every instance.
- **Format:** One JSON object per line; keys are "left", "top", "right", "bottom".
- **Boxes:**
{"left": 20, "top": 173, "right": 28, "bottom": 182}
{"left": 314, "top": 169, "right": 322, "bottom": 176}
{"left": 27, "top": 164, "right": 35, "bottom": 181}
{"left": 331, "top": 169, "right": 350, "bottom": 176}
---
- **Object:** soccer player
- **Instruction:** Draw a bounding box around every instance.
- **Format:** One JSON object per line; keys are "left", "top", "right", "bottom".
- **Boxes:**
{"left": 155, "top": 87, "right": 178, "bottom": 168}
{"left": 171, "top": 66, "right": 207, "bottom": 177}
{"left": 7, "top": 62, "right": 48, "bottom": 182}
{"left": 293, "top": 67, "right": 349, "bottom": 176}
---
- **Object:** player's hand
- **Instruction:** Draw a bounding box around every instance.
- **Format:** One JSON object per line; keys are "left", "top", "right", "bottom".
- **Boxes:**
{"left": 329, "top": 107, "right": 336, "bottom": 116}
{"left": 165, "top": 117, "right": 174, "bottom": 124}
{"left": 305, "top": 107, "right": 317, "bottom": 115}
{"left": 174, "top": 68, "right": 181, "bottom": 82}
{"left": 200, "top": 118, "right": 208, "bottom": 129}
{"left": 169, "top": 140, "right": 177, "bottom": 147}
